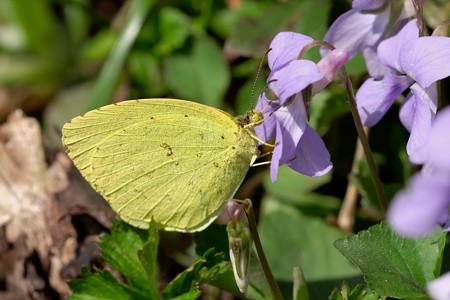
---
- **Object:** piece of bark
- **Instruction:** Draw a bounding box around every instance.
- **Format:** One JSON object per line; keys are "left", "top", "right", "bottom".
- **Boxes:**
{"left": 0, "top": 110, "right": 74, "bottom": 299}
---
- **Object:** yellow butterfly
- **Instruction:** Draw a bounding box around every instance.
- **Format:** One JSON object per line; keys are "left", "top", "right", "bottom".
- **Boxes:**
{"left": 62, "top": 99, "right": 262, "bottom": 232}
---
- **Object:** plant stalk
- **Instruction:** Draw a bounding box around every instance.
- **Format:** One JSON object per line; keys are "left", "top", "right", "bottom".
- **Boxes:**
{"left": 244, "top": 200, "right": 284, "bottom": 300}
{"left": 338, "top": 66, "right": 387, "bottom": 213}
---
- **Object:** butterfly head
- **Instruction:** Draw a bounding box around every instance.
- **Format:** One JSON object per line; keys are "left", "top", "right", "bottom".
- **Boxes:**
{"left": 235, "top": 109, "right": 264, "bottom": 130}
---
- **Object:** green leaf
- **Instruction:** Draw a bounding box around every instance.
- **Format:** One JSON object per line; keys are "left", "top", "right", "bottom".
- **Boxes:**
{"left": 308, "top": 89, "right": 351, "bottom": 136}
{"left": 7, "top": 0, "right": 56, "bottom": 54}
{"left": 138, "top": 222, "right": 160, "bottom": 299}
{"left": 334, "top": 222, "right": 446, "bottom": 298}
{"left": 258, "top": 197, "right": 361, "bottom": 298}
{"left": 80, "top": 29, "right": 116, "bottom": 63}
{"left": 225, "top": 0, "right": 331, "bottom": 57}
{"left": 210, "top": 1, "right": 270, "bottom": 40}
{"left": 264, "top": 166, "right": 332, "bottom": 200}
{"left": 164, "top": 34, "right": 230, "bottom": 108}
{"left": 63, "top": 0, "right": 90, "bottom": 49}
{"left": 69, "top": 269, "right": 144, "bottom": 300}
{"left": 89, "top": 0, "right": 155, "bottom": 110}
{"left": 128, "top": 51, "right": 168, "bottom": 96}
{"left": 155, "top": 7, "right": 191, "bottom": 56}
{"left": 169, "top": 288, "right": 201, "bottom": 300}
{"left": 350, "top": 159, "right": 402, "bottom": 212}
{"left": 263, "top": 166, "right": 340, "bottom": 216}
{"left": 163, "top": 248, "right": 230, "bottom": 299}
{"left": 0, "top": 55, "right": 64, "bottom": 86}
{"left": 70, "top": 221, "right": 161, "bottom": 299}
{"left": 291, "top": 0, "right": 332, "bottom": 40}
{"left": 98, "top": 220, "right": 159, "bottom": 298}
{"left": 328, "top": 282, "right": 373, "bottom": 300}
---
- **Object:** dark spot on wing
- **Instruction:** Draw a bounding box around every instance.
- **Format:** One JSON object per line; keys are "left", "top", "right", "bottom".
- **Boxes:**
{"left": 160, "top": 142, "right": 173, "bottom": 156}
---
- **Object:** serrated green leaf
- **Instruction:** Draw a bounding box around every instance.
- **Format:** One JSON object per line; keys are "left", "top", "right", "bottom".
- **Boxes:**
{"left": 70, "top": 221, "right": 160, "bottom": 299}
{"left": 68, "top": 269, "right": 143, "bottom": 300}
{"left": 334, "top": 222, "right": 446, "bottom": 298}
{"left": 98, "top": 221, "right": 157, "bottom": 297}
{"left": 164, "top": 34, "right": 230, "bottom": 108}
{"left": 163, "top": 249, "right": 230, "bottom": 299}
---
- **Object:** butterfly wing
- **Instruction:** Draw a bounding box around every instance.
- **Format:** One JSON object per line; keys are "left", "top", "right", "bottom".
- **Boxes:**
{"left": 62, "top": 99, "right": 258, "bottom": 232}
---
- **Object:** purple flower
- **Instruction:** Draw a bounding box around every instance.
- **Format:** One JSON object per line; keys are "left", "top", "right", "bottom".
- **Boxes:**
{"left": 255, "top": 32, "right": 350, "bottom": 182}
{"left": 427, "top": 271, "right": 450, "bottom": 300}
{"left": 323, "top": 0, "right": 422, "bottom": 77}
{"left": 355, "top": 19, "right": 450, "bottom": 164}
{"left": 388, "top": 107, "right": 450, "bottom": 237}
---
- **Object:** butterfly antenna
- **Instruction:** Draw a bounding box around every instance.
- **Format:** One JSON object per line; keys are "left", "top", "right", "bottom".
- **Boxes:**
{"left": 250, "top": 48, "right": 272, "bottom": 108}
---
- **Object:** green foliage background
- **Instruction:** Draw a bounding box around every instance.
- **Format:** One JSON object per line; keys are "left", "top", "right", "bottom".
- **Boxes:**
{"left": 1, "top": 0, "right": 450, "bottom": 299}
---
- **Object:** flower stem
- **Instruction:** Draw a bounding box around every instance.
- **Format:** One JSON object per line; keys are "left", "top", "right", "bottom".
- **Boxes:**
{"left": 412, "top": 0, "right": 425, "bottom": 37}
{"left": 243, "top": 199, "right": 284, "bottom": 300}
{"left": 338, "top": 127, "right": 368, "bottom": 233}
{"left": 338, "top": 66, "right": 387, "bottom": 214}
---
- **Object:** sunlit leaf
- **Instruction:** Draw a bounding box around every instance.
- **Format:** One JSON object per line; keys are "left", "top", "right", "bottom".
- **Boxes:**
{"left": 334, "top": 222, "right": 446, "bottom": 298}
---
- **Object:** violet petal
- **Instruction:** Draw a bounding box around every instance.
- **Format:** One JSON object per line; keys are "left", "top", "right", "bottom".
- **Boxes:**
{"left": 399, "top": 93, "right": 415, "bottom": 132}
{"left": 268, "top": 59, "right": 323, "bottom": 106}
{"left": 323, "top": 9, "right": 380, "bottom": 57}
{"left": 286, "top": 124, "right": 332, "bottom": 176}
{"left": 400, "top": 36, "right": 450, "bottom": 88}
{"left": 356, "top": 73, "right": 413, "bottom": 126}
{"left": 268, "top": 32, "right": 313, "bottom": 72}
{"left": 407, "top": 84, "right": 437, "bottom": 164}
{"left": 254, "top": 95, "right": 277, "bottom": 142}
{"left": 377, "top": 19, "right": 419, "bottom": 73}
{"left": 427, "top": 272, "right": 450, "bottom": 300}
{"left": 313, "top": 48, "right": 350, "bottom": 93}
{"left": 352, "top": 0, "right": 386, "bottom": 10}
{"left": 388, "top": 174, "right": 450, "bottom": 237}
